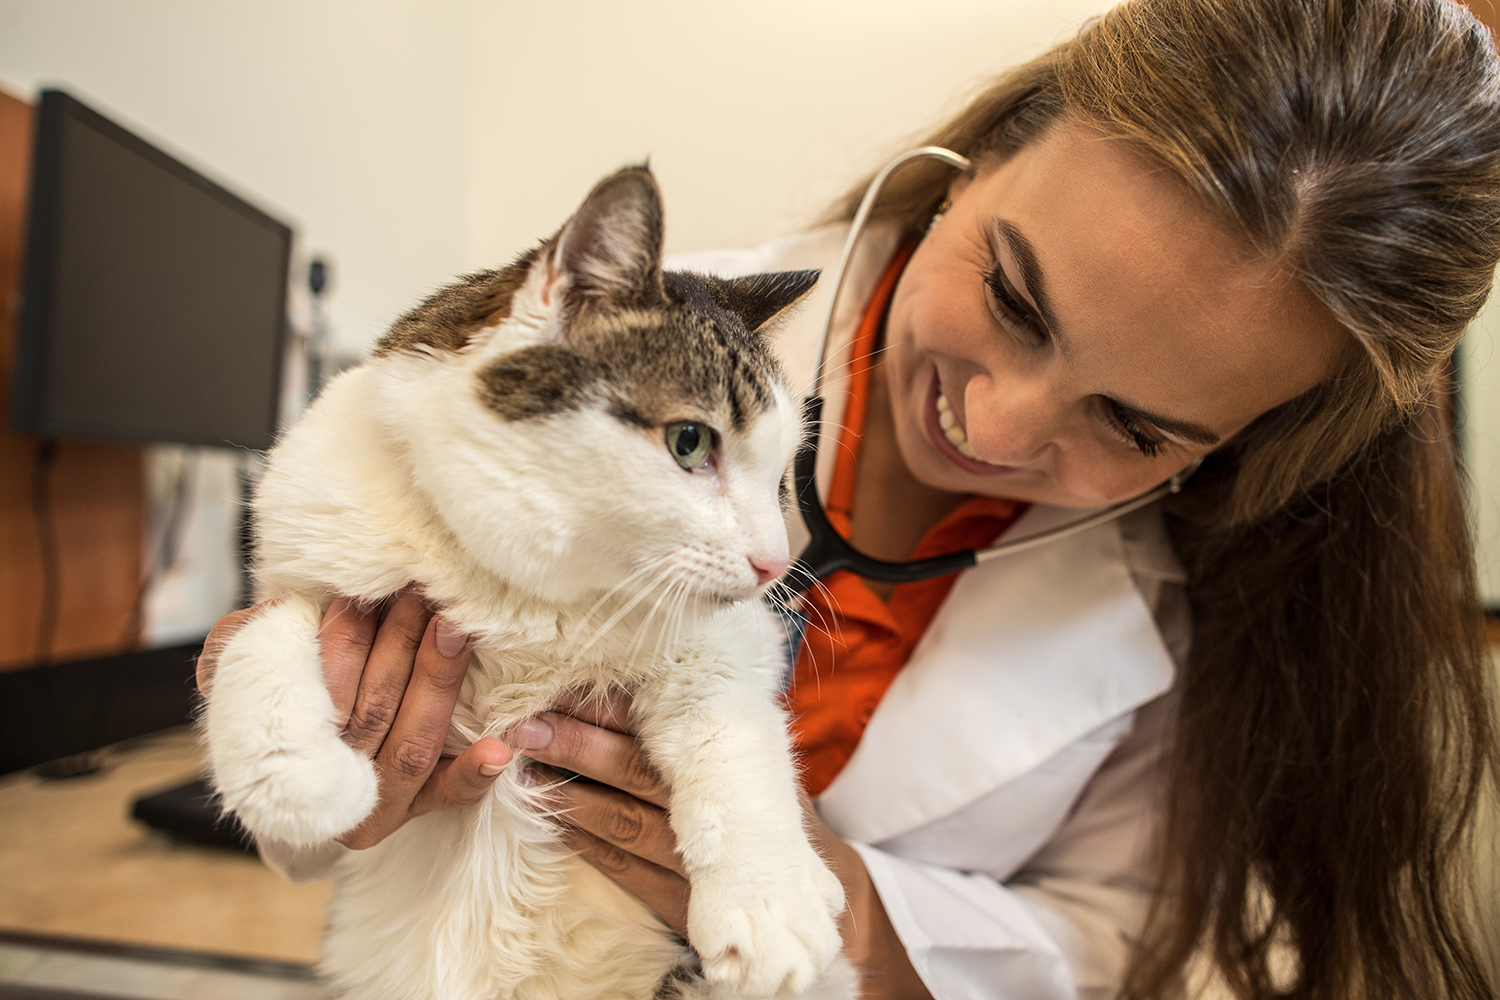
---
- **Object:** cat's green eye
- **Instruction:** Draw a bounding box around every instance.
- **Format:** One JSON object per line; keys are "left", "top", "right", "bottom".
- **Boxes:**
{"left": 666, "top": 422, "right": 714, "bottom": 470}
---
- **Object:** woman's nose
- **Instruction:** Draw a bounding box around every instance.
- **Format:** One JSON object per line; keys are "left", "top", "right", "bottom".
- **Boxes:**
{"left": 962, "top": 371, "right": 1058, "bottom": 466}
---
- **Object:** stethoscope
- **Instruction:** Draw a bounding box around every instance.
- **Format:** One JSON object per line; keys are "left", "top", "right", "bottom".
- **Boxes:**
{"left": 786, "top": 147, "right": 1200, "bottom": 595}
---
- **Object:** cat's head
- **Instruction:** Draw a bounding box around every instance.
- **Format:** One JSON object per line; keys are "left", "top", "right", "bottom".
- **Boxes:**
{"left": 371, "top": 166, "right": 816, "bottom": 610}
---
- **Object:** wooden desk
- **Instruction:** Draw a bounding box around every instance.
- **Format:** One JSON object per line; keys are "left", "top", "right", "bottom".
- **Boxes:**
{"left": 0, "top": 728, "right": 329, "bottom": 964}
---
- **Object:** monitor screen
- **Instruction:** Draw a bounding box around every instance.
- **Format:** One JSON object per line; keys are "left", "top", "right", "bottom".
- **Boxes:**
{"left": 10, "top": 89, "right": 292, "bottom": 450}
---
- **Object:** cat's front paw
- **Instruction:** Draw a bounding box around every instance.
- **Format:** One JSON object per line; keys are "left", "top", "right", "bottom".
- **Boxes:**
{"left": 204, "top": 598, "right": 381, "bottom": 847}
{"left": 213, "top": 730, "right": 379, "bottom": 846}
{"left": 688, "top": 846, "right": 845, "bottom": 998}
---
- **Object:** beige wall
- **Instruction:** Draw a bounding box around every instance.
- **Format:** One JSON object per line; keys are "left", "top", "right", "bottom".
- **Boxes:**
{"left": 464, "top": 0, "right": 1113, "bottom": 268}
{"left": 1462, "top": 287, "right": 1500, "bottom": 607}
{"left": 0, "top": 0, "right": 1113, "bottom": 640}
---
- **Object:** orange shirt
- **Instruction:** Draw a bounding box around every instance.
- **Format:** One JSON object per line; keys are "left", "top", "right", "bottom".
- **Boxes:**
{"left": 786, "top": 247, "right": 1025, "bottom": 797}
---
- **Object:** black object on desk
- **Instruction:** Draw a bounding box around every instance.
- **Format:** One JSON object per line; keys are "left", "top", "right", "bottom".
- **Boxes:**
{"left": 131, "top": 776, "right": 255, "bottom": 854}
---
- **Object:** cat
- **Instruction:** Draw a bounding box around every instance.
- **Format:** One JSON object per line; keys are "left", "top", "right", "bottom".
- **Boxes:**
{"left": 201, "top": 165, "right": 856, "bottom": 1000}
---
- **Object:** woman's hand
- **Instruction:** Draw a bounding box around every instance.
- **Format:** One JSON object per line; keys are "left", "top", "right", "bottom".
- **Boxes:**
{"left": 514, "top": 690, "right": 934, "bottom": 1000}
{"left": 196, "top": 588, "right": 514, "bottom": 850}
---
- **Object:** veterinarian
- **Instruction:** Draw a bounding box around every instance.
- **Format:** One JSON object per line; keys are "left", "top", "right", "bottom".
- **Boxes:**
{"left": 200, "top": 0, "right": 1500, "bottom": 996}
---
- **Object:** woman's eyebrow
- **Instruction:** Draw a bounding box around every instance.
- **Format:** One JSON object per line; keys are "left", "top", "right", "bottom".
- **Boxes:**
{"left": 1116, "top": 401, "right": 1222, "bottom": 446}
{"left": 993, "top": 218, "right": 1220, "bottom": 447}
{"left": 995, "top": 219, "right": 1064, "bottom": 343}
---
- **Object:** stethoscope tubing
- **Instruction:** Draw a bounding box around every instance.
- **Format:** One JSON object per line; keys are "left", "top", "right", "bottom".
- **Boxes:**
{"left": 808, "top": 147, "right": 972, "bottom": 401}
{"left": 788, "top": 147, "right": 1199, "bottom": 596}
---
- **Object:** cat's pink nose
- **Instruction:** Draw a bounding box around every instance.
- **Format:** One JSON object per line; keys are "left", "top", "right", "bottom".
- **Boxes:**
{"left": 750, "top": 555, "right": 789, "bottom": 585}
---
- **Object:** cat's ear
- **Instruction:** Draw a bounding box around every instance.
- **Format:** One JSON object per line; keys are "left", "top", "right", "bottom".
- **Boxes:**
{"left": 705, "top": 270, "right": 821, "bottom": 335}
{"left": 547, "top": 165, "right": 665, "bottom": 310}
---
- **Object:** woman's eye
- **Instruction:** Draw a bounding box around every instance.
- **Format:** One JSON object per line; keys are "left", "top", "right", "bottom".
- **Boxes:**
{"left": 984, "top": 265, "right": 1045, "bottom": 341}
{"left": 665, "top": 421, "right": 715, "bottom": 469}
{"left": 1101, "top": 400, "right": 1166, "bottom": 459}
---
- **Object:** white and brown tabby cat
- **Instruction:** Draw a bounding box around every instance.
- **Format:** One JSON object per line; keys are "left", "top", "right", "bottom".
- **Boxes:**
{"left": 202, "top": 166, "right": 855, "bottom": 1000}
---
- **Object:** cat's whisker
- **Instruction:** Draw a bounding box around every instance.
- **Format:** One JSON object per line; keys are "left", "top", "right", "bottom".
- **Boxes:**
{"left": 634, "top": 578, "right": 679, "bottom": 672}
{"left": 794, "top": 342, "right": 898, "bottom": 403}
{"left": 772, "top": 563, "right": 837, "bottom": 614}
{"left": 603, "top": 551, "right": 677, "bottom": 605}
{"left": 664, "top": 578, "right": 695, "bottom": 666}
{"left": 577, "top": 553, "right": 674, "bottom": 630}
{"left": 630, "top": 566, "right": 687, "bottom": 668}
{"left": 575, "top": 567, "right": 679, "bottom": 674}
{"left": 775, "top": 569, "right": 847, "bottom": 703}
{"left": 798, "top": 586, "right": 846, "bottom": 651}
{"left": 655, "top": 578, "right": 689, "bottom": 656}
{"left": 572, "top": 554, "right": 678, "bottom": 658}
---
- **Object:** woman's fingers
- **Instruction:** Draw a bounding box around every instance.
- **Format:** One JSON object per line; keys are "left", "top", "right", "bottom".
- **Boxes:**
{"left": 539, "top": 766, "right": 685, "bottom": 876}
{"left": 202, "top": 586, "right": 509, "bottom": 851}
{"left": 410, "top": 737, "right": 514, "bottom": 817}
{"left": 519, "top": 706, "right": 691, "bottom": 934}
{"left": 316, "top": 595, "right": 380, "bottom": 721}
{"left": 563, "top": 826, "right": 691, "bottom": 938}
{"left": 340, "top": 612, "right": 479, "bottom": 849}
{"left": 510, "top": 711, "right": 669, "bottom": 808}
{"left": 340, "top": 589, "right": 431, "bottom": 755}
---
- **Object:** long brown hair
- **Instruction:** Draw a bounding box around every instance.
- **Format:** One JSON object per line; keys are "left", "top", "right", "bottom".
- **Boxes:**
{"left": 831, "top": 0, "right": 1500, "bottom": 996}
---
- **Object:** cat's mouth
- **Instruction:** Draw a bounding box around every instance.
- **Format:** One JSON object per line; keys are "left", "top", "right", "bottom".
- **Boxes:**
{"left": 713, "top": 585, "right": 763, "bottom": 606}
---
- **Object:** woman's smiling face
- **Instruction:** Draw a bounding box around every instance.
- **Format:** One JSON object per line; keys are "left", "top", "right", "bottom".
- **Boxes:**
{"left": 882, "top": 122, "right": 1349, "bottom": 508}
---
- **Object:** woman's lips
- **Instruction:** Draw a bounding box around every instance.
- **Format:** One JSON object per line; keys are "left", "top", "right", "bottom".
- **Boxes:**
{"left": 923, "top": 374, "right": 1017, "bottom": 476}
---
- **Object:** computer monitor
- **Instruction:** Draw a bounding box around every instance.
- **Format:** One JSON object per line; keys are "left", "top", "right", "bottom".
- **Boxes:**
{"left": 10, "top": 89, "right": 291, "bottom": 450}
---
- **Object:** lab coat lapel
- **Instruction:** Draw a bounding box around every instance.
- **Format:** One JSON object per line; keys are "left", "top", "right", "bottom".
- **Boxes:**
{"left": 815, "top": 503, "right": 1178, "bottom": 844}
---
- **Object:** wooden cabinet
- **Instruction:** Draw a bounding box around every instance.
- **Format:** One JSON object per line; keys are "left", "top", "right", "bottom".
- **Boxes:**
{"left": 0, "top": 89, "right": 143, "bottom": 672}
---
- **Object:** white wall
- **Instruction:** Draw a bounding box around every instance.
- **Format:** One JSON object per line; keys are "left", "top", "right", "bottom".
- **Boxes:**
{"left": 0, "top": 0, "right": 474, "bottom": 355}
{"left": 5, "top": 0, "right": 1498, "bottom": 630}
{"left": 1462, "top": 292, "right": 1500, "bottom": 608}
{"left": 0, "top": 0, "right": 481, "bottom": 641}
{"left": 466, "top": 0, "right": 1112, "bottom": 269}
{"left": 0, "top": 0, "right": 1117, "bottom": 349}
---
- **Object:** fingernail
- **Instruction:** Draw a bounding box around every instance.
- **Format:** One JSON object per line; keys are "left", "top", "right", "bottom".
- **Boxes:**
{"left": 478, "top": 762, "right": 506, "bottom": 777}
{"left": 510, "top": 717, "right": 553, "bottom": 751}
{"left": 434, "top": 616, "right": 469, "bottom": 659}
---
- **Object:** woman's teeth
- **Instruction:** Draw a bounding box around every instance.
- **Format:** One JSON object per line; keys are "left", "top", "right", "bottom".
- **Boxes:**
{"left": 936, "top": 388, "right": 980, "bottom": 460}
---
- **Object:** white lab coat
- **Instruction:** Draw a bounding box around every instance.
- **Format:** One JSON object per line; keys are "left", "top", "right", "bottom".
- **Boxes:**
{"left": 674, "top": 225, "right": 1189, "bottom": 1000}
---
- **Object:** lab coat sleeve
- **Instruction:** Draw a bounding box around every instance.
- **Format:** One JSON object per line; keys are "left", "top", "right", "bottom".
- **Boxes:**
{"left": 851, "top": 843, "right": 1079, "bottom": 999}
{"left": 850, "top": 672, "right": 1175, "bottom": 1000}
{"left": 257, "top": 835, "right": 346, "bottom": 884}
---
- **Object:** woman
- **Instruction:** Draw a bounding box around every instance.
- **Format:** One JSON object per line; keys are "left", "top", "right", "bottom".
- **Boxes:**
{"left": 202, "top": 0, "right": 1500, "bottom": 996}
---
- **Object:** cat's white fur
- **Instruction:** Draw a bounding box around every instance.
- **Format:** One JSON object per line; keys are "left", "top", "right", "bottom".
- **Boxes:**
{"left": 203, "top": 172, "right": 855, "bottom": 1000}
